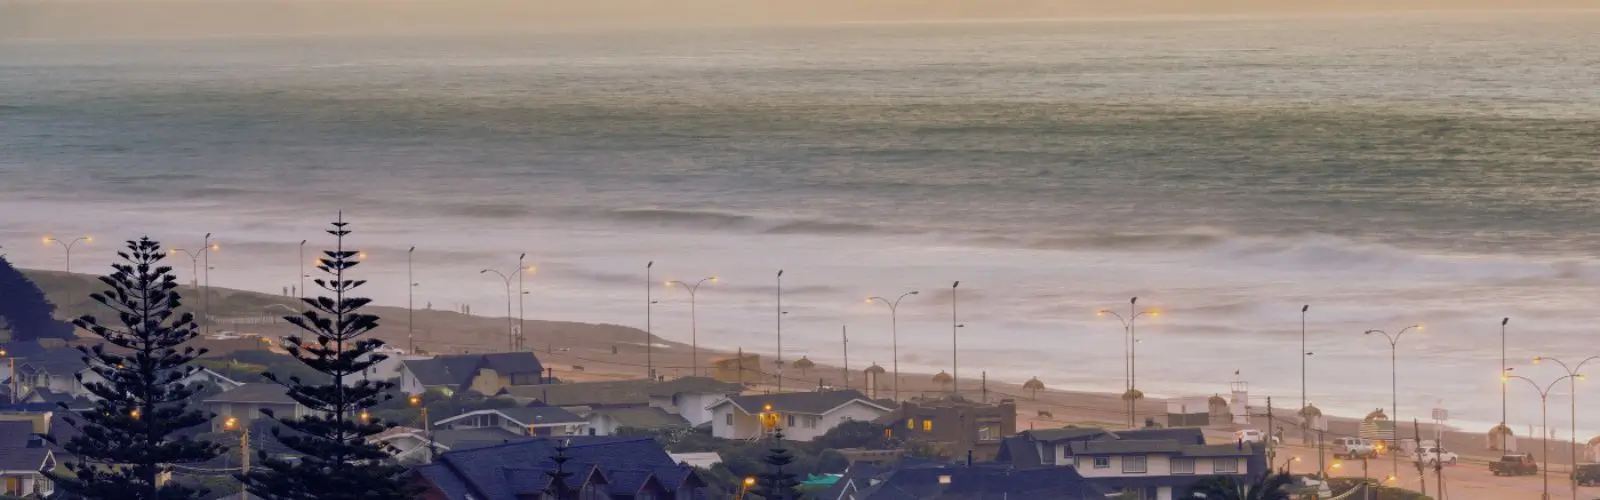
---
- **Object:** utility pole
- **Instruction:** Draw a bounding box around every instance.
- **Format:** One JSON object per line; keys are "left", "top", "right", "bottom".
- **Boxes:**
{"left": 776, "top": 269, "right": 784, "bottom": 393}
{"left": 1414, "top": 418, "right": 1426, "bottom": 497}
{"left": 408, "top": 246, "right": 415, "bottom": 354}
{"left": 951, "top": 280, "right": 961, "bottom": 395}
{"left": 842, "top": 325, "right": 849, "bottom": 391}
{"left": 646, "top": 261, "right": 654, "bottom": 380}
{"left": 1267, "top": 397, "right": 1276, "bottom": 466}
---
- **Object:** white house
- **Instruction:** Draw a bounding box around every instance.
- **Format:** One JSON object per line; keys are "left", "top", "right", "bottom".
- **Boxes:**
{"left": 584, "top": 406, "right": 689, "bottom": 436}
{"left": 76, "top": 366, "right": 242, "bottom": 400}
{"left": 644, "top": 376, "right": 744, "bottom": 427}
{"left": 1068, "top": 440, "right": 1259, "bottom": 500}
{"left": 0, "top": 421, "right": 56, "bottom": 498}
{"left": 354, "top": 345, "right": 428, "bottom": 386}
{"left": 706, "top": 390, "right": 894, "bottom": 442}
{"left": 202, "top": 383, "right": 312, "bottom": 432}
{"left": 496, "top": 376, "right": 743, "bottom": 429}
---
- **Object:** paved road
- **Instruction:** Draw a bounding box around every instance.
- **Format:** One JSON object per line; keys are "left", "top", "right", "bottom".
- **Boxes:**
{"left": 1274, "top": 443, "right": 1584, "bottom": 500}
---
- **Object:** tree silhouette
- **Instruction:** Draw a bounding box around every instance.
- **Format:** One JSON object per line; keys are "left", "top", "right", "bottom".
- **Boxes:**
{"left": 242, "top": 216, "right": 410, "bottom": 500}
{"left": 543, "top": 439, "right": 577, "bottom": 499}
{"left": 0, "top": 256, "right": 74, "bottom": 341}
{"left": 46, "top": 237, "right": 223, "bottom": 500}
{"left": 751, "top": 429, "right": 800, "bottom": 500}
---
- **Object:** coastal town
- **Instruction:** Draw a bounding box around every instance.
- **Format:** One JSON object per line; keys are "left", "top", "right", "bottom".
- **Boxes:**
{"left": 0, "top": 232, "right": 1592, "bottom": 500}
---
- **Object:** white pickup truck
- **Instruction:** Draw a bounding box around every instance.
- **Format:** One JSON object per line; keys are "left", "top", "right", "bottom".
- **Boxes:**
{"left": 1416, "top": 446, "right": 1459, "bottom": 465}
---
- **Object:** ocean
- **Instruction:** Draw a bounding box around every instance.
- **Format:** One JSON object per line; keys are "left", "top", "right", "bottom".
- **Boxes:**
{"left": 2, "top": 11, "right": 1599, "bottom": 437}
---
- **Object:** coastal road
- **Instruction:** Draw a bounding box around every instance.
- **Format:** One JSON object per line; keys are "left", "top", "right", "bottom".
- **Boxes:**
{"left": 1276, "top": 443, "right": 1579, "bottom": 499}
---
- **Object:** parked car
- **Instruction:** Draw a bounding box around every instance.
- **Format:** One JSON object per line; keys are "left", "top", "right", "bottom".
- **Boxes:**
{"left": 1235, "top": 429, "right": 1279, "bottom": 445}
{"left": 1573, "top": 463, "right": 1600, "bottom": 486}
{"left": 1333, "top": 437, "right": 1378, "bottom": 459}
{"left": 1416, "top": 446, "right": 1458, "bottom": 465}
{"left": 1490, "top": 454, "right": 1538, "bottom": 476}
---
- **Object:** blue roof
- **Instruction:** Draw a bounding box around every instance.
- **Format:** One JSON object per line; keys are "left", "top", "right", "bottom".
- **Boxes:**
{"left": 859, "top": 464, "right": 1108, "bottom": 499}
{"left": 420, "top": 436, "right": 701, "bottom": 500}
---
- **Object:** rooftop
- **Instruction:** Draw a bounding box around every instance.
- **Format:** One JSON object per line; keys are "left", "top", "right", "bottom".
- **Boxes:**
{"left": 202, "top": 383, "right": 297, "bottom": 405}
{"left": 714, "top": 389, "right": 891, "bottom": 415}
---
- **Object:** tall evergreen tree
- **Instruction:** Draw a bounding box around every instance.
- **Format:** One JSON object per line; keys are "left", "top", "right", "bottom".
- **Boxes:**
{"left": 0, "top": 255, "right": 75, "bottom": 341}
{"left": 242, "top": 215, "right": 409, "bottom": 500}
{"left": 751, "top": 429, "right": 800, "bottom": 500}
{"left": 543, "top": 439, "right": 577, "bottom": 499}
{"left": 46, "top": 237, "right": 223, "bottom": 500}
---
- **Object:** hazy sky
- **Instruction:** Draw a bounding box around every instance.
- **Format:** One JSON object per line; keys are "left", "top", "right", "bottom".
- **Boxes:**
{"left": 4, "top": 0, "right": 1595, "bottom": 38}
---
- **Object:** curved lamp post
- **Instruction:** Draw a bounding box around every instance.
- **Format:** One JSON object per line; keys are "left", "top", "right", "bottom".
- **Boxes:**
{"left": 1099, "top": 298, "right": 1159, "bottom": 428}
{"left": 481, "top": 254, "right": 529, "bottom": 353}
{"left": 867, "top": 290, "right": 919, "bottom": 400}
{"left": 1505, "top": 373, "right": 1581, "bottom": 500}
{"left": 43, "top": 235, "right": 91, "bottom": 273}
{"left": 1533, "top": 355, "right": 1600, "bottom": 500}
{"left": 667, "top": 276, "right": 717, "bottom": 376}
{"left": 1365, "top": 324, "right": 1421, "bottom": 482}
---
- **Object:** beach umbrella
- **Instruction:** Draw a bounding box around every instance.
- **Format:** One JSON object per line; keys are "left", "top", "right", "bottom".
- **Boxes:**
{"left": 794, "top": 356, "right": 815, "bottom": 377}
{"left": 1023, "top": 377, "right": 1045, "bottom": 400}
{"left": 932, "top": 370, "right": 953, "bottom": 392}
{"left": 1122, "top": 388, "right": 1144, "bottom": 401}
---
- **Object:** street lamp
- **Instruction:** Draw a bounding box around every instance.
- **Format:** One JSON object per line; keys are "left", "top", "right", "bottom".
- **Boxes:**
{"left": 667, "top": 276, "right": 718, "bottom": 377}
{"left": 738, "top": 477, "right": 756, "bottom": 499}
{"left": 407, "top": 247, "right": 417, "bottom": 354}
{"left": 298, "top": 239, "right": 307, "bottom": 312}
{"left": 776, "top": 269, "right": 784, "bottom": 393}
{"left": 646, "top": 261, "right": 655, "bottom": 380}
{"left": 950, "top": 281, "right": 961, "bottom": 395}
{"left": 223, "top": 416, "right": 249, "bottom": 500}
{"left": 1504, "top": 373, "right": 1580, "bottom": 500}
{"left": 1500, "top": 317, "right": 1510, "bottom": 451}
{"left": 1364, "top": 324, "right": 1421, "bottom": 482}
{"left": 171, "top": 233, "right": 216, "bottom": 335}
{"left": 42, "top": 235, "right": 90, "bottom": 273}
{"left": 409, "top": 394, "right": 435, "bottom": 462}
{"left": 517, "top": 254, "right": 531, "bottom": 352}
{"left": 0, "top": 348, "right": 13, "bottom": 404}
{"left": 1098, "top": 297, "right": 1160, "bottom": 428}
{"left": 1533, "top": 355, "right": 1599, "bottom": 500}
{"left": 867, "top": 290, "right": 919, "bottom": 400}
{"left": 481, "top": 264, "right": 517, "bottom": 352}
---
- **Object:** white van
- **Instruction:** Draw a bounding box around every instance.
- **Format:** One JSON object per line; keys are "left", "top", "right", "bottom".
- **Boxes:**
{"left": 1333, "top": 437, "right": 1377, "bottom": 459}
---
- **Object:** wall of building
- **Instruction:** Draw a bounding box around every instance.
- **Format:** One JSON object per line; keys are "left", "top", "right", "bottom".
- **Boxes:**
{"left": 712, "top": 407, "right": 762, "bottom": 440}
{"left": 651, "top": 392, "right": 722, "bottom": 427}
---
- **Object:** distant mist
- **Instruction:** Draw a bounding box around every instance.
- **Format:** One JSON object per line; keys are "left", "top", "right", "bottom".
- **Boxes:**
{"left": 2, "top": 0, "right": 1594, "bottom": 39}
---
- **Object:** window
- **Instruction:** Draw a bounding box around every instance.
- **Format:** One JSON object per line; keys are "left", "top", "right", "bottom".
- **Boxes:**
{"left": 1122, "top": 456, "right": 1148, "bottom": 473}
{"left": 804, "top": 416, "right": 818, "bottom": 429}
{"left": 922, "top": 419, "right": 932, "bottom": 432}
{"left": 1093, "top": 457, "right": 1110, "bottom": 469}
{"left": 907, "top": 419, "right": 915, "bottom": 429}
{"left": 1213, "top": 458, "right": 1240, "bottom": 474}
{"left": 977, "top": 425, "right": 997, "bottom": 441}
{"left": 725, "top": 413, "right": 733, "bottom": 426}
{"left": 1172, "top": 458, "right": 1196, "bottom": 474}
{"left": 787, "top": 415, "right": 796, "bottom": 427}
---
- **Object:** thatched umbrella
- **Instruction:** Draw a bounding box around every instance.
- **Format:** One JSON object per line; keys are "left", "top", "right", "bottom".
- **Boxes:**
{"left": 1023, "top": 377, "right": 1046, "bottom": 400}
{"left": 865, "top": 363, "right": 886, "bottom": 396}
{"left": 933, "top": 370, "right": 953, "bottom": 392}
{"left": 1122, "top": 388, "right": 1144, "bottom": 401}
{"left": 1363, "top": 408, "right": 1388, "bottom": 422}
{"left": 793, "top": 356, "right": 815, "bottom": 377}
{"left": 1489, "top": 423, "right": 1516, "bottom": 450}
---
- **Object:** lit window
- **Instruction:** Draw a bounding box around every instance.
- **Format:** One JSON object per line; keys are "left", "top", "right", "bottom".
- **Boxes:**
{"left": 1172, "top": 458, "right": 1196, "bottom": 474}
{"left": 1214, "top": 458, "right": 1239, "bottom": 474}
{"left": 1123, "top": 456, "right": 1148, "bottom": 474}
{"left": 922, "top": 420, "right": 932, "bottom": 432}
{"left": 907, "top": 419, "right": 915, "bottom": 429}
{"left": 1093, "top": 457, "right": 1110, "bottom": 469}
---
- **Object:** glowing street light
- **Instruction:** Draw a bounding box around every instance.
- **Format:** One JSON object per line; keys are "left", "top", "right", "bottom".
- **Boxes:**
{"left": 1364, "top": 323, "right": 1421, "bottom": 481}
{"left": 1099, "top": 297, "right": 1160, "bottom": 428}
{"left": 43, "top": 235, "right": 90, "bottom": 272}
{"left": 1504, "top": 372, "right": 1578, "bottom": 500}
{"left": 667, "top": 276, "right": 718, "bottom": 376}
{"left": 867, "top": 290, "right": 918, "bottom": 400}
{"left": 1532, "top": 355, "right": 1599, "bottom": 500}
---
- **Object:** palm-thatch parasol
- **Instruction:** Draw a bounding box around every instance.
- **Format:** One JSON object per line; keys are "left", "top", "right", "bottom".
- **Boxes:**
{"left": 793, "top": 356, "right": 815, "bottom": 377}
{"left": 1122, "top": 388, "right": 1144, "bottom": 401}
{"left": 933, "top": 370, "right": 953, "bottom": 391}
{"left": 1023, "top": 377, "right": 1046, "bottom": 400}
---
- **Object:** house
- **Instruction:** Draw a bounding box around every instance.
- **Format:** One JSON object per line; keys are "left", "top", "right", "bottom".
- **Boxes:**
{"left": 0, "top": 420, "right": 56, "bottom": 498}
{"left": 12, "top": 348, "right": 83, "bottom": 395}
{"left": 706, "top": 389, "right": 894, "bottom": 442}
{"left": 397, "top": 352, "right": 545, "bottom": 396}
{"left": 585, "top": 406, "right": 690, "bottom": 436}
{"left": 880, "top": 395, "right": 1016, "bottom": 460}
{"left": 996, "top": 426, "right": 1263, "bottom": 500}
{"left": 76, "top": 366, "right": 243, "bottom": 400}
{"left": 14, "top": 389, "right": 92, "bottom": 411}
{"left": 830, "top": 461, "right": 1108, "bottom": 499}
{"left": 411, "top": 436, "right": 709, "bottom": 500}
{"left": 434, "top": 406, "right": 588, "bottom": 437}
{"left": 499, "top": 376, "right": 743, "bottom": 428}
{"left": 1068, "top": 440, "right": 1264, "bottom": 500}
{"left": 201, "top": 383, "right": 310, "bottom": 432}
{"left": 354, "top": 345, "right": 429, "bottom": 385}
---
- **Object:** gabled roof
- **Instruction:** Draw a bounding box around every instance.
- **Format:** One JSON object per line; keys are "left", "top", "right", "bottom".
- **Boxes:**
{"left": 1100, "top": 427, "right": 1206, "bottom": 445}
{"left": 0, "top": 420, "right": 34, "bottom": 448}
{"left": 24, "top": 389, "right": 92, "bottom": 410}
{"left": 0, "top": 447, "right": 52, "bottom": 473}
{"left": 499, "top": 379, "right": 654, "bottom": 406}
{"left": 1021, "top": 427, "right": 1111, "bottom": 443}
{"left": 16, "top": 348, "right": 84, "bottom": 376}
{"left": 710, "top": 390, "right": 892, "bottom": 416}
{"left": 202, "top": 383, "right": 296, "bottom": 405}
{"left": 404, "top": 353, "right": 545, "bottom": 391}
{"left": 1069, "top": 439, "right": 1185, "bottom": 456}
{"left": 995, "top": 436, "right": 1042, "bottom": 468}
{"left": 418, "top": 436, "right": 703, "bottom": 500}
{"left": 435, "top": 406, "right": 586, "bottom": 429}
{"left": 645, "top": 376, "right": 744, "bottom": 398}
{"left": 857, "top": 463, "right": 1108, "bottom": 499}
{"left": 1179, "top": 442, "right": 1260, "bottom": 458}
{"left": 587, "top": 406, "right": 690, "bottom": 430}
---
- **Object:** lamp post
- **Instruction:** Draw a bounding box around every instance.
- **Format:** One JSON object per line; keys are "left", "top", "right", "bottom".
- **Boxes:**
{"left": 517, "top": 253, "right": 528, "bottom": 352}
{"left": 868, "top": 290, "right": 919, "bottom": 400}
{"left": 775, "top": 269, "right": 784, "bottom": 393}
{"left": 646, "top": 261, "right": 655, "bottom": 379}
{"left": 738, "top": 477, "right": 756, "bottom": 499}
{"left": 223, "top": 416, "right": 249, "bottom": 500}
{"left": 481, "top": 267, "right": 515, "bottom": 352}
{"left": 0, "top": 348, "right": 13, "bottom": 404}
{"left": 409, "top": 394, "right": 434, "bottom": 462}
{"left": 1501, "top": 317, "right": 1510, "bottom": 451}
{"left": 1098, "top": 298, "right": 1159, "bottom": 427}
{"left": 172, "top": 234, "right": 216, "bottom": 336}
{"left": 298, "top": 239, "right": 307, "bottom": 312}
{"left": 408, "top": 247, "right": 416, "bottom": 354}
{"left": 950, "top": 281, "right": 961, "bottom": 395}
{"left": 1533, "top": 355, "right": 1599, "bottom": 500}
{"left": 1301, "top": 305, "right": 1310, "bottom": 413}
{"left": 1364, "top": 324, "right": 1421, "bottom": 482}
{"left": 1504, "top": 373, "right": 1579, "bottom": 500}
{"left": 667, "top": 276, "right": 717, "bottom": 377}
{"left": 42, "top": 235, "right": 90, "bottom": 273}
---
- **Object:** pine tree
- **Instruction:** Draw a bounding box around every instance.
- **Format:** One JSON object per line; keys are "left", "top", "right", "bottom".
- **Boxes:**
{"left": 46, "top": 237, "right": 223, "bottom": 500}
{"left": 0, "top": 255, "right": 75, "bottom": 341}
{"left": 543, "top": 439, "right": 577, "bottom": 499}
{"left": 242, "top": 215, "right": 410, "bottom": 500}
{"left": 751, "top": 429, "right": 800, "bottom": 500}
